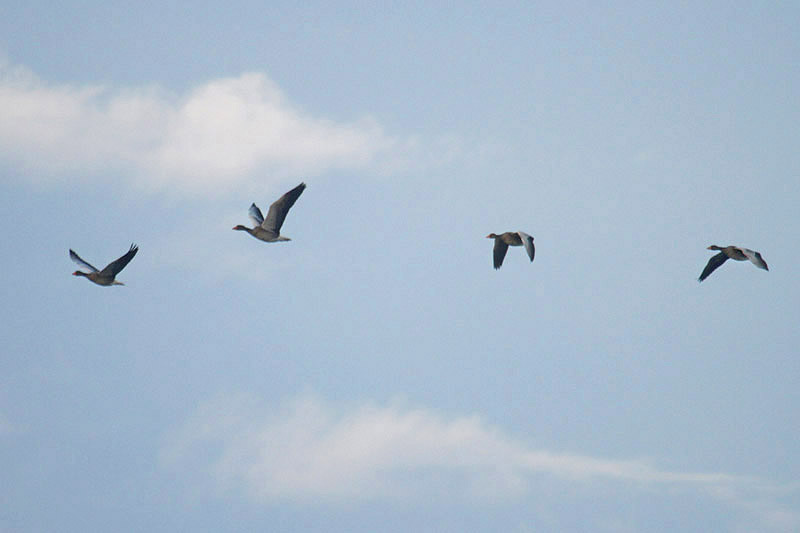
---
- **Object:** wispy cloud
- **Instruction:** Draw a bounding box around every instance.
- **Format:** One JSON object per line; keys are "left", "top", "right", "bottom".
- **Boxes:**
{"left": 0, "top": 60, "right": 400, "bottom": 195}
{"left": 161, "top": 393, "right": 799, "bottom": 530}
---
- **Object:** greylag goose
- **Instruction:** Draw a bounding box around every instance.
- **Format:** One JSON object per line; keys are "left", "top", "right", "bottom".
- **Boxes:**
{"left": 698, "top": 245, "right": 768, "bottom": 282}
{"left": 486, "top": 231, "right": 535, "bottom": 269}
{"left": 233, "top": 182, "right": 306, "bottom": 242}
{"left": 70, "top": 244, "right": 138, "bottom": 286}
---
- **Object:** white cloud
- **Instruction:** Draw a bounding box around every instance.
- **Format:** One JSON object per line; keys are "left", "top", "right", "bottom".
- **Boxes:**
{"left": 161, "top": 393, "right": 799, "bottom": 532}
{"left": 0, "top": 61, "right": 399, "bottom": 195}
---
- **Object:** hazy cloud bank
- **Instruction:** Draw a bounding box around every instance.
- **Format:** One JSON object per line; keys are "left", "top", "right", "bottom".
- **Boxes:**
{"left": 161, "top": 392, "right": 799, "bottom": 531}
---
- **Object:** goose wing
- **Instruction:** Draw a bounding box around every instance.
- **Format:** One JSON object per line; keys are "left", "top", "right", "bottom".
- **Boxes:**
{"left": 248, "top": 203, "right": 265, "bottom": 227}
{"left": 69, "top": 249, "right": 99, "bottom": 272}
{"left": 261, "top": 182, "right": 306, "bottom": 232}
{"left": 741, "top": 248, "right": 769, "bottom": 271}
{"left": 99, "top": 244, "right": 138, "bottom": 277}
{"left": 518, "top": 231, "right": 535, "bottom": 262}
{"left": 698, "top": 251, "right": 728, "bottom": 282}
{"left": 69, "top": 248, "right": 99, "bottom": 272}
{"left": 493, "top": 239, "right": 509, "bottom": 269}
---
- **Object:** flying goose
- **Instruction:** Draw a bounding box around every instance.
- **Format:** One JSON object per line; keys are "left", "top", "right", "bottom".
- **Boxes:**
{"left": 233, "top": 182, "right": 306, "bottom": 242}
{"left": 70, "top": 244, "right": 138, "bottom": 286}
{"left": 486, "top": 231, "right": 535, "bottom": 269}
{"left": 698, "top": 245, "right": 768, "bottom": 282}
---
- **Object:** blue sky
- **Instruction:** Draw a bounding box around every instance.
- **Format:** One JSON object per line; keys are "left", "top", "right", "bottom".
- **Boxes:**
{"left": 2, "top": 2, "right": 799, "bottom": 531}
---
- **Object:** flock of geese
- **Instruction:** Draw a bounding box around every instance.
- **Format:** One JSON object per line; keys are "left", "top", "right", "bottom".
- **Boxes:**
{"left": 70, "top": 182, "right": 770, "bottom": 286}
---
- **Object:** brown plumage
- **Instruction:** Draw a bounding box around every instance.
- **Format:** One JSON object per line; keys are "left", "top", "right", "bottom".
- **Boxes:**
{"left": 698, "top": 245, "right": 768, "bottom": 282}
{"left": 233, "top": 182, "right": 306, "bottom": 242}
{"left": 70, "top": 244, "right": 138, "bottom": 286}
{"left": 486, "top": 231, "right": 535, "bottom": 269}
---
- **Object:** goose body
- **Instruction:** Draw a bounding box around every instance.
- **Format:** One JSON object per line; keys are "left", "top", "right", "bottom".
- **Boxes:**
{"left": 234, "top": 182, "right": 306, "bottom": 242}
{"left": 70, "top": 244, "right": 138, "bottom": 286}
{"left": 486, "top": 231, "right": 535, "bottom": 269}
{"left": 698, "top": 245, "right": 768, "bottom": 282}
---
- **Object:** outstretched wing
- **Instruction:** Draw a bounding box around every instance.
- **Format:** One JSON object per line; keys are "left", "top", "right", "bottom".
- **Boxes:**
{"left": 262, "top": 182, "right": 306, "bottom": 233}
{"left": 518, "top": 231, "right": 535, "bottom": 262}
{"left": 698, "top": 251, "right": 728, "bottom": 282}
{"left": 741, "top": 248, "right": 769, "bottom": 271}
{"left": 248, "top": 203, "right": 265, "bottom": 227}
{"left": 100, "top": 244, "right": 138, "bottom": 277}
{"left": 493, "top": 239, "right": 509, "bottom": 269}
{"left": 69, "top": 249, "right": 99, "bottom": 273}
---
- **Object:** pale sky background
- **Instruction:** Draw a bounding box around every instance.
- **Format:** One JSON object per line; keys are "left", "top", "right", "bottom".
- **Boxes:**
{"left": 2, "top": 2, "right": 799, "bottom": 532}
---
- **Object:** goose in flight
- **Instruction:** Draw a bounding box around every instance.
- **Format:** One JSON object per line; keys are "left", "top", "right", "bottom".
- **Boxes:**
{"left": 698, "top": 245, "right": 768, "bottom": 282}
{"left": 486, "top": 231, "right": 535, "bottom": 269}
{"left": 233, "top": 182, "right": 306, "bottom": 242}
{"left": 70, "top": 244, "right": 138, "bottom": 286}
